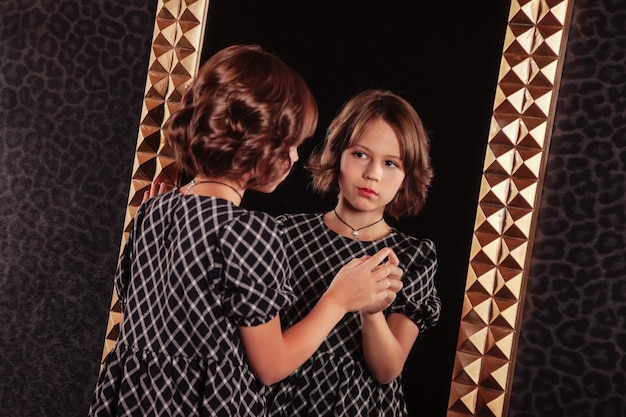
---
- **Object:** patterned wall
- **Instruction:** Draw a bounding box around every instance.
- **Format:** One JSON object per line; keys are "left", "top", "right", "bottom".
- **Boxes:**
{"left": 0, "top": 1, "right": 157, "bottom": 416}
{"left": 0, "top": 1, "right": 623, "bottom": 417}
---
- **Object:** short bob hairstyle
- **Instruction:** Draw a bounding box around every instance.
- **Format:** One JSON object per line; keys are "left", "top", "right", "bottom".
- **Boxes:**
{"left": 308, "top": 89, "right": 432, "bottom": 218}
{"left": 165, "top": 44, "right": 318, "bottom": 190}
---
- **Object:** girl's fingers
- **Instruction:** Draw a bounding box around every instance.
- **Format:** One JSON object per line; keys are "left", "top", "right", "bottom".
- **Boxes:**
{"left": 388, "top": 265, "right": 403, "bottom": 280}
{"left": 143, "top": 179, "right": 173, "bottom": 204}
{"left": 375, "top": 276, "right": 403, "bottom": 292}
{"left": 150, "top": 179, "right": 160, "bottom": 196}
{"left": 387, "top": 279, "right": 403, "bottom": 293}
{"left": 362, "top": 248, "right": 392, "bottom": 270}
{"left": 342, "top": 257, "right": 368, "bottom": 271}
{"left": 387, "top": 249, "right": 400, "bottom": 267}
{"left": 142, "top": 190, "right": 150, "bottom": 204}
{"left": 158, "top": 181, "right": 169, "bottom": 195}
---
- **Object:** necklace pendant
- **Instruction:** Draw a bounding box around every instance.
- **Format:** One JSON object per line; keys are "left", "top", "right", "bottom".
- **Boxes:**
{"left": 351, "top": 230, "right": 359, "bottom": 237}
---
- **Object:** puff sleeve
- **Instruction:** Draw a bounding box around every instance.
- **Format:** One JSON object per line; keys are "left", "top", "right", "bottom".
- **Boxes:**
{"left": 219, "top": 212, "right": 296, "bottom": 326}
{"left": 389, "top": 238, "right": 441, "bottom": 333}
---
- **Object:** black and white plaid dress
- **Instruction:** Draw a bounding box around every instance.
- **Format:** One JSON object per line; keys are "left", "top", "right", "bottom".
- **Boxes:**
{"left": 89, "top": 191, "right": 295, "bottom": 417}
{"left": 266, "top": 213, "right": 441, "bottom": 417}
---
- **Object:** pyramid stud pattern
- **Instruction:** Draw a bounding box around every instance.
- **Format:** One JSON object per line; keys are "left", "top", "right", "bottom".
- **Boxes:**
{"left": 448, "top": 1, "right": 574, "bottom": 415}
{"left": 100, "top": 0, "right": 210, "bottom": 369}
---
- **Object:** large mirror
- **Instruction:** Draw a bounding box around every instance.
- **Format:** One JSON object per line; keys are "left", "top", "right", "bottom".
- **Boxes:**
{"left": 101, "top": 1, "right": 575, "bottom": 416}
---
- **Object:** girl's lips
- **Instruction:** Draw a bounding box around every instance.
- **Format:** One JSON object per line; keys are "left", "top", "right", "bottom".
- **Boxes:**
{"left": 358, "top": 187, "right": 377, "bottom": 198}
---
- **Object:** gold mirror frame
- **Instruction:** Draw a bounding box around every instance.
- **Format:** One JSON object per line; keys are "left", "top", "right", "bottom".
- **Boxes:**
{"left": 100, "top": 1, "right": 575, "bottom": 416}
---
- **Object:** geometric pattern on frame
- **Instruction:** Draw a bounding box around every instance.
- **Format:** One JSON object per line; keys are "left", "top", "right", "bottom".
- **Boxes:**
{"left": 448, "top": 0, "right": 573, "bottom": 416}
{"left": 166, "top": 0, "right": 206, "bottom": 117}
{"left": 101, "top": 0, "right": 211, "bottom": 369}
{"left": 130, "top": 0, "right": 181, "bottom": 208}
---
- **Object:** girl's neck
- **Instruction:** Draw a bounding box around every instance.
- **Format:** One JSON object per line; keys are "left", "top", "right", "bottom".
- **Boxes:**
{"left": 182, "top": 177, "right": 245, "bottom": 205}
{"left": 326, "top": 205, "right": 390, "bottom": 241}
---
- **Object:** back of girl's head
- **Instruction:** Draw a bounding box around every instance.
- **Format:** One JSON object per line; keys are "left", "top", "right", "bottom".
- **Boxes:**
{"left": 164, "top": 44, "right": 318, "bottom": 189}
{"left": 308, "top": 89, "right": 432, "bottom": 218}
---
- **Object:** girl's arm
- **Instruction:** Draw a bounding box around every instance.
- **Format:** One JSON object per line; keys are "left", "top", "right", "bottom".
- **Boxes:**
{"left": 238, "top": 248, "right": 402, "bottom": 385}
{"left": 360, "top": 312, "right": 419, "bottom": 384}
{"left": 360, "top": 250, "right": 419, "bottom": 384}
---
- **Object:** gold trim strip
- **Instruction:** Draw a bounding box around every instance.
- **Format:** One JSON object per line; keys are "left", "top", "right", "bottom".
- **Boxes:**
{"left": 100, "top": 0, "right": 211, "bottom": 368}
{"left": 447, "top": 1, "right": 575, "bottom": 416}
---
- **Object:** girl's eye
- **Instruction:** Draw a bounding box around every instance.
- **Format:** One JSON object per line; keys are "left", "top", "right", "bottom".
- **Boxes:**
{"left": 353, "top": 151, "right": 367, "bottom": 159}
{"left": 385, "top": 160, "right": 400, "bottom": 168}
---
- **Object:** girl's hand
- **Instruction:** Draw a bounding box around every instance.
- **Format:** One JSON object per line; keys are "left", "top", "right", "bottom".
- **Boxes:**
{"left": 141, "top": 179, "right": 173, "bottom": 203}
{"left": 360, "top": 250, "right": 403, "bottom": 315}
{"left": 323, "top": 248, "right": 403, "bottom": 314}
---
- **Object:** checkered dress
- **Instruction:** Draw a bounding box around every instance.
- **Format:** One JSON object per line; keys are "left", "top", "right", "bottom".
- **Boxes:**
{"left": 89, "top": 191, "right": 295, "bottom": 417}
{"left": 266, "top": 213, "right": 441, "bottom": 417}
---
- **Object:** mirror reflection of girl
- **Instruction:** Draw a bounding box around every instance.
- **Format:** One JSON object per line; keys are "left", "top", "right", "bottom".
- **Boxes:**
{"left": 88, "top": 46, "right": 402, "bottom": 417}
{"left": 266, "top": 89, "right": 442, "bottom": 417}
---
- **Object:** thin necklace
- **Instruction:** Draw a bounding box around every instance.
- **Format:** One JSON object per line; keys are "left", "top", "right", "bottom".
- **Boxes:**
{"left": 333, "top": 208, "right": 384, "bottom": 239}
{"left": 185, "top": 179, "right": 243, "bottom": 200}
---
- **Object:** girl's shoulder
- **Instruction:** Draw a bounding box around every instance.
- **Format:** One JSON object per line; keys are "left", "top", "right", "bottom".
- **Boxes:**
{"left": 218, "top": 209, "right": 285, "bottom": 252}
{"left": 151, "top": 191, "right": 279, "bottom": 231}
{"left": 228, "top": 207, "right": 280, "bottom": 231}
{"left": 275, "top": 212, "right": 323, "bottom": 228}
{"left": 386, "top": 229, "right": 436, "bottom": 255}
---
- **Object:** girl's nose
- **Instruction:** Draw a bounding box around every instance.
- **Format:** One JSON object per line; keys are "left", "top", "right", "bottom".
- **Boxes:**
{"left": 364, "top": 163, "right": 381, "bottom": 181}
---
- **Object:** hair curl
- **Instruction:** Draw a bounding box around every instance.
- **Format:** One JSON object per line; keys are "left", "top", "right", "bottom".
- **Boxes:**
{"left": 307, "top": 89, "right": 432, "bottom": 218}
{"left": 164, "top": 44, "right": 318, "bottom": 190}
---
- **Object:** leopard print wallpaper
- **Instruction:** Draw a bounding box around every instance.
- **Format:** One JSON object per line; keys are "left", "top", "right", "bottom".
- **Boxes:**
{"left": 0, "top": 1, "right": 157, "bottom": 416}
{"left": 509, "top": 0, "right": 626, "bottom": 416}
{"left": 0, "top": 1, "right": 623, "bottom": 416}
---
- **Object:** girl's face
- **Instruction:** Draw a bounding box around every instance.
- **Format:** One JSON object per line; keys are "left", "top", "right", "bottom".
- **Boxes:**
{"left": 257, "top": 145, "right": 300, "bottom": 193}
{"left": 338, "top": 118, "right": 405, "bottom": 214}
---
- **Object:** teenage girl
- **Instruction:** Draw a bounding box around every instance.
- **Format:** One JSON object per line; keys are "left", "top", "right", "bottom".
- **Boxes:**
{"left": 88, "top": 46, "right": 401, "bottom": 417}
{"left": 266, "top": 89, "right": 442, "bottom": 417}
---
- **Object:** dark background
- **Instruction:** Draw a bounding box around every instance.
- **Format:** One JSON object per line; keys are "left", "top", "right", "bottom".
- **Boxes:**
{"left": 0, "top": 0, "right": 624, "bottom": 416}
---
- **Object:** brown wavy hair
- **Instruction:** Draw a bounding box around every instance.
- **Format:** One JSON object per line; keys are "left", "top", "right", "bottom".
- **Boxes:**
{"left": 308, "top": 89, "right": 432, "bottom": 218}
{"left": 164, "top": 44, "right": 318, "bottom": 190}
